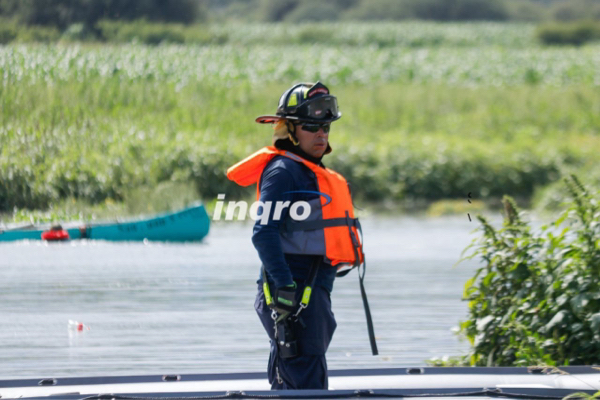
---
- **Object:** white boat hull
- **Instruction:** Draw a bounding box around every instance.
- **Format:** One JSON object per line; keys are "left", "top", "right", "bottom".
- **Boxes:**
{"left": 1, "top": 367, "right": 599, "bottom": 399}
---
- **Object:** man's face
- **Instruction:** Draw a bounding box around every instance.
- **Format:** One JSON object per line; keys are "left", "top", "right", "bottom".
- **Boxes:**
{"left": 294, "top": 123, "right": 330, "bottom": 159}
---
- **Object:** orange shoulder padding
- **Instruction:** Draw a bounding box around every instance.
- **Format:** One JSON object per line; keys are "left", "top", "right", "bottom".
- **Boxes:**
{"left": 226, "top": 147, "right": 282, "bottom": 187}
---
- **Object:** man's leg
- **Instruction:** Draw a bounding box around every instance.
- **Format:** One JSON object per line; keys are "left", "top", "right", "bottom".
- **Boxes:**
{"left": 255, "top": 285, "right": 336, "bottom": 390}
{"left": 274, "top": 349, "right": 328, "bottom": 389}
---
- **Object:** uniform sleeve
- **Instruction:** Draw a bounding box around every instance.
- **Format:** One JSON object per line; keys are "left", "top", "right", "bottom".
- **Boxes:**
{"left": 251, "top": 161, "right": 295, "bottom": 289}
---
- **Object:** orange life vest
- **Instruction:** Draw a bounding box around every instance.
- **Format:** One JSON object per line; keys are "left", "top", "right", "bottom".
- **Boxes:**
{"left": 227, "top": 146, "right": 364, "bottom": 269}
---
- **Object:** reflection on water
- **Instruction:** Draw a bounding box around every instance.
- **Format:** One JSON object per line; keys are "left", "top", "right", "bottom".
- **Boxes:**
{"left": 0, "top": 215, "right": 481, "bottom": 379}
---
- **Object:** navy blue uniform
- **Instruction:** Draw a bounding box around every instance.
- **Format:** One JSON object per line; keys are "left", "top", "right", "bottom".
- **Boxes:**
{"left": 252, "top": 155, "right": 337, "bottom": 390}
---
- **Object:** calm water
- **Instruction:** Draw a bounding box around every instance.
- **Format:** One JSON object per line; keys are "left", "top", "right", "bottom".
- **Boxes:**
{"left": 0, "top": 215, "right": 481, "bottom": 379}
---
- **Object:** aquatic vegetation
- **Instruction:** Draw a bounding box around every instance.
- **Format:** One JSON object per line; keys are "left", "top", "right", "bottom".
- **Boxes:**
{"left": 458, "top": 177, "right": 600, "bottom": 366}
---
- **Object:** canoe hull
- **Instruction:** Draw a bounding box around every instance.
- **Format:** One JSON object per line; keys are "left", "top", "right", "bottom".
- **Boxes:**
{"left": 0, "top": 204, "right": 210, "bottom": 243}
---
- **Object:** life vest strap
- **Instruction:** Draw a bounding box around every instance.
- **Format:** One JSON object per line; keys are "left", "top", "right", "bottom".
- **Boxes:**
{"left": 281, "top": 217, "right": 360, "bottom": 234}
{"left": 344, "top": 211, "right": 377, "bottom": 356}
{"left": 358, "top": 257, "right": 379, "bottom": 356}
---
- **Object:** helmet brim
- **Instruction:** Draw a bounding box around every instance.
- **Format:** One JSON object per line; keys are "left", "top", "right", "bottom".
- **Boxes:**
{"left": 255, "top": 115, "right": 284, "bottom": 124}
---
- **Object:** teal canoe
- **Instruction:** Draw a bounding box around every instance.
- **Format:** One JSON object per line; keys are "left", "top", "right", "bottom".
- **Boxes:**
{"left": 0, "top": 203, "right": 210, "bottom": 243}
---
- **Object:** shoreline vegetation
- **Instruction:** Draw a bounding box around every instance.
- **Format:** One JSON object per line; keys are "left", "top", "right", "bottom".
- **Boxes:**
{"left": 1, "top": 22, "right": 599, "bottom": 224}
{"left": 429, "top": 177, "right": 600, "bottom": 367}
{"left": 1, "top": 19, "right": 600, "bottom": 47}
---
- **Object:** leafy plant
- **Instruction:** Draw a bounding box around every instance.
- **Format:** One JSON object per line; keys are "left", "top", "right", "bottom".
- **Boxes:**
{"left": 458, "top": 175, "right": 600, "bottom": 366}
{"left": 563, "top": 390, "right": 600, "bottom": 400}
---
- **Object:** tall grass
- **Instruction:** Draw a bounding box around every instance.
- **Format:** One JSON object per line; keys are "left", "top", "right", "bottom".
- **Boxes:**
{"left": 1, "top": 24, "right": 599, "bottom": 215}
{"left": 2, "top": 76, "right": 598, "bottom": 213}
{"left": 2, "top": 43, "right": 600, "bottom": 87}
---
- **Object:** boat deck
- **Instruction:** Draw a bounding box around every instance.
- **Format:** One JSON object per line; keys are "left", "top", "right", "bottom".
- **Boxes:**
{"left": 2, "top": 367, "right": 599, "bottom": 399}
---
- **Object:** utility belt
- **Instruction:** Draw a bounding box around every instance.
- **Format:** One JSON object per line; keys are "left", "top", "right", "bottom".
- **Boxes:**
{"left": 262, "top": 257, "right": 321, "bottom": 359}
{"left": 262, "top": 255, "right": 378, "bottom": 359}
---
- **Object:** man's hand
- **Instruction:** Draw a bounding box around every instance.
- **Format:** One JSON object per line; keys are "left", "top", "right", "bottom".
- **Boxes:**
{"left": 272, "top": 282, "right": 297, "bottom": 315}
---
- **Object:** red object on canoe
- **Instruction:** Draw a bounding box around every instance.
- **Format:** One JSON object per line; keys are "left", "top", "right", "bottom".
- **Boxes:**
{"left": 41, "top": 225, "right": 70, "bottom": 241}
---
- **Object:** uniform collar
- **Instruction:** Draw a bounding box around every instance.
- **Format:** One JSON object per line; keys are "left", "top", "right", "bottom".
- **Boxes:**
{"left": 274, "top": 139, "right": 325, "bottom": 167}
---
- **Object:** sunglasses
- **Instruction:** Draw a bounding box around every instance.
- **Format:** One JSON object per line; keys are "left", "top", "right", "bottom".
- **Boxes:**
{"left": 298, "top": 123, "right": 331, "bottom": 133}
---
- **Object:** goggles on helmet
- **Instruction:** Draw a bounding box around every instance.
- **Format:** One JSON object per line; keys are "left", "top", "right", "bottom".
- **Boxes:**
{"left": 294, "top": 95, "right": 339, "bottom": 122}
